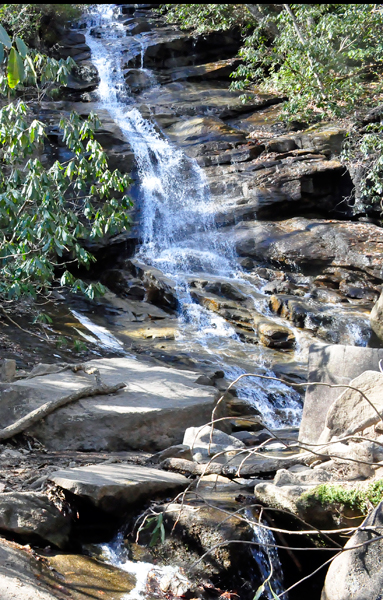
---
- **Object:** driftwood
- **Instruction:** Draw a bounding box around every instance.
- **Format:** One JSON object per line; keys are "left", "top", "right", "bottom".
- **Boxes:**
{"left": 0, "top": 381, "right": 126, "bottom": 442}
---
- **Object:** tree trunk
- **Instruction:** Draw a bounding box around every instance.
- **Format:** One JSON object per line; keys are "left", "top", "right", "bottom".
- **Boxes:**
{"left": 282, "top": 3, "right": 325, "bottom": 95}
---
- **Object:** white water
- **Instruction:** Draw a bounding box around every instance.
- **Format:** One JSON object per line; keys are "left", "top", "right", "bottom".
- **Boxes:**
{"left": 71, "top": 309, "right": 125, "bottom": 352}
{"left": 247, "top": 512, "right": 285, "bottom": 600}
{"left": 100, "top": 532, "right": 190, "bottom": 600}
{"left": 84, "top": 4, "right": 302, "bottom": 428}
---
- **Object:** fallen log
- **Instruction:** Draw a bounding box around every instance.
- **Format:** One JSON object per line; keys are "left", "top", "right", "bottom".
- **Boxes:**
{"left": 0, "top": 381, "right": 126, "bottom": 442}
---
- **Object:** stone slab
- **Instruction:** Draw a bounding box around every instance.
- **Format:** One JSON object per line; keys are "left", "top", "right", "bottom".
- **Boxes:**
{"left": 0, "top": 357, "right": 217, "bottom": 452}
{"left": 50, "top": 463, "right": 189, "bottom": 511}
{"left": 0, "top": 540, "right": 58, "bottom": 600}
{"left": 299, "top": 344, "right": 383, "bottom": 444}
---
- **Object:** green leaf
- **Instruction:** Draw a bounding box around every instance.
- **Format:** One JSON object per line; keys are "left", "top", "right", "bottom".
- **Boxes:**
{"left": 268, "top": 582, "right": 280, "bottom": 599}
{"left": 253, "top": 583, "right": 266, "bottom": 600}
{"left": 7, "top": 47, "right": 25, "bottom": 88}
{"left": 15, "top": 37, "right": 28, "bottom": 58}
{"left": 0, "top": 24, "right": 12, "bottom": 49}
{"left": 25, "top": 54, "right": 36, "bottom": 79}
{"left": 0, "top": 43, "right": 4, "bottom": 64}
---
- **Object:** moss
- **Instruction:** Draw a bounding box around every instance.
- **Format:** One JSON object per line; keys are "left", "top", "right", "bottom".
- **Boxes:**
{"left": 301, "top": 479, "right": 383, "bottom": 514}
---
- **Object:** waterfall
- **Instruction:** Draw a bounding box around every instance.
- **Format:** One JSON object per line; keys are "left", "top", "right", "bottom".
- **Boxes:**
{"left": 84, "top": 4, "right": 302, "bottom": 428}
{"left": 248, "top": 513, "right": 286, "bottom": 600}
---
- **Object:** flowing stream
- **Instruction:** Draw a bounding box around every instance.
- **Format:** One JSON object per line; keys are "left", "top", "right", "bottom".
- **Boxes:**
{"left": 81, "top": 4, "right": 294, "bottom": 597}
{"left": 84, "top": 3, "right": 302, "bottom": 430}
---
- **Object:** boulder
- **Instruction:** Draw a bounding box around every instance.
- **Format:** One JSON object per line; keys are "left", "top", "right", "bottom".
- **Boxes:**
{"left": 256, "top": 319, "right": 295, "bottom": 349}
{"left": 0, "top": 357, "right": 217, "bottom": 451}
{"left": 138, "top": 28, "right": 242, "bottom": 70}
{"left": 0, "top": 492, "right": 71, "bottom": 548}
{"left": 370, "top": 289, "right": 383, "bottom": 342}
{"left": 158, "top": 501, "right": 261, "bottom": 596}
{"left": 265, "top": 125, "right": 347, "bottom": 157}
{"left": 254, "top": 480, "right": 364, "bottom": 529}
{"left": 208, "top": 157, "right": 353, "bottom": 219}
{"left": 235, "top": 217, "right": 383, "bottom": 281}
{"left": 125, "top": 258, "right": 178, "bottom": 310}
{"left": 151, "top": 444, "right": 193, "bottom": 463}
{"left": 299, "top": 345, "right": 383, "bottom": 445}
{"left": 0, "top": 358, "right": 16, "bottom": 382}
{"left": 50, "top": 463, "right": 189, "bottom": 512}
{"left": 321, "top": 502, "right": 383, "bottom": 600}
{"left": 183, "top": 425, "right": 245, "bottom": 462}
{"left": 318, "top": 371, "right": 383, "bottom": 443}
{"left": 0, "top": 539, "right": 61, "bottom": 600}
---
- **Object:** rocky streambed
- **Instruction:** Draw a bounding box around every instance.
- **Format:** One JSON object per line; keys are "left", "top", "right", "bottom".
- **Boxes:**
{"left": 2, "top": 3, "right": 383, "bottom": 600}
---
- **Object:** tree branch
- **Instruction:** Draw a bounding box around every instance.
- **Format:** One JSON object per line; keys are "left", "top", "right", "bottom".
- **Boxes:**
{"left": 0, "top": 380, "right": 126, "bottom": 441}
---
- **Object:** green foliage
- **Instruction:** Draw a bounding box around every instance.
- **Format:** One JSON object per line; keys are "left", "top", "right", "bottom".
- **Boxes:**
{"left": 159, "top": 4, "right": 249, "bottom": 34}
{"left": 0, "top": 4, "right": 85, "bottom": 46}
{"left": 0, "top": 26, "right": 133, "bottom": 302}
{"left": 73, "top": 339, "right": 87, "bottom": 353}
{"left": 138, "top": 513, "right": 166, "bottom": 546}
{"left": 242, "top": 4, "right": 383, "bottom": 120}
{"left": 0, "top": 22, "right": 76, "bottom": 99}
{"left": 342, "top": 122, "right": 383, "bottom": 214}
{"left": 301, "top": 480, "right": 383, "bottom": 514}
{"left": 163, "top": 4, "right": 383, "bottom": 120}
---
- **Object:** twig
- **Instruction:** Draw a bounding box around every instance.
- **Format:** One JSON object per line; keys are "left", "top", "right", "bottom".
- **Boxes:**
{"left": 0, "top": 380, "right": 125, "bottom": 441}
{"left": 0, "top": 304, "right": 48, "bottom": 342}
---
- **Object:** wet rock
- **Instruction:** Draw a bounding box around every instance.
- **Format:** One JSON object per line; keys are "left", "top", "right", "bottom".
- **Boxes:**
{"left": 0, "top": 492, "right": 71, "bottom": 548}
{"left": 299, "top": 344, "right": 383, "bottom": 444}
{"left": 54, "top": 41, "right": 91, "bottom": 60}
{"left": 321, "top": 501, "right": 383, "bottom": 600}
{"left": 125, "top": 258, "right": 178, "bottom": 310}
{"left": 227, "top": 102, "right": 285, "bottom": 135}
{"left": 195, "top": 375, "right": 215, "bottom": 386}
{"left": 226, "top": 396, "right": 262, "bottom": 417}
{"left": 100, "top": 269, "right": 146, "bottom": 299}
{"left": 124, "top": 68, "right": 154, "bottom": 93}
{"left": 0, "top": 357, "right": 217, "bottom": 452}
{"left": 160, "top": 500, "right": 258, "bottom": 594}
{"left": 43, "top": 553, "right": 136, "bottom": 599}
{"left": 50, "top": 463, "right": 189, "bottom": 512}
{"left": 257, "top": 320, "right": 295, "bottom": 349}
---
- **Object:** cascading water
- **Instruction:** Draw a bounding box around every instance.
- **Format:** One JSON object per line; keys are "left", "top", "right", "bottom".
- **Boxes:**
{"left": 84, "top": 4, "right": 302, "bottom": 428}
{"left": 248, "top": 515, "right": 286, "bottom": 600}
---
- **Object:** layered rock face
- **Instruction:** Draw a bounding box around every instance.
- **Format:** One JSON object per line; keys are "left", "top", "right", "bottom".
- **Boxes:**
{"left": 45, "top": 3, "right": 383, "bottom": 361}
